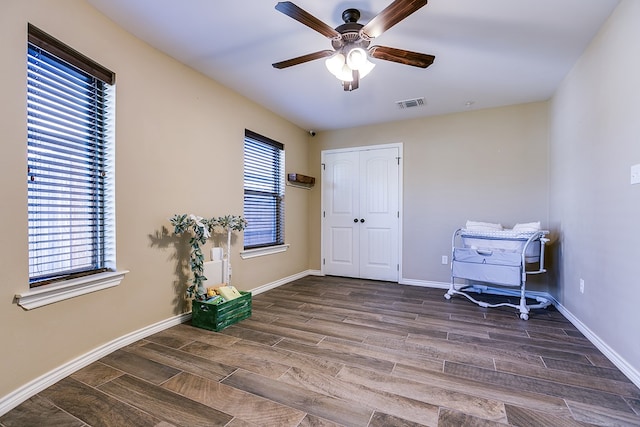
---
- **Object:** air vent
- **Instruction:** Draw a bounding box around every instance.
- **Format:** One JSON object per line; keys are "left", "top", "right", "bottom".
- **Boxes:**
{"left": 396, "top": 97, "right": 425, "bottom": 109}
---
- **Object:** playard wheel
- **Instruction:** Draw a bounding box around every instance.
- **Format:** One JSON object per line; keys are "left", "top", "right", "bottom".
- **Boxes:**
{"left": 520, "top": 313, "right": 529, "bottom": 320}
{"left": 444, "top": 293, "right": 451, "bottom": 300}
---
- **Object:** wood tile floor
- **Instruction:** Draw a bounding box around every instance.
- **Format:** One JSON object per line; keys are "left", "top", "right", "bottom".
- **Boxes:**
{"left": 2, "top": 276, "right": 640, "bottom": 426}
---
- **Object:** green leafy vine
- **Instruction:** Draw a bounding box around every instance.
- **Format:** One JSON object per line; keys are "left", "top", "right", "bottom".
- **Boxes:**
{"left": 169, "top": 214, "right": 247, "bottom": 300}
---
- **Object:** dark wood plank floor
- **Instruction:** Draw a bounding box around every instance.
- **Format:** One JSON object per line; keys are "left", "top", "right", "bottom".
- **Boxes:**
{"left": 2, "top": 276, "right": 640, "bottom": 426}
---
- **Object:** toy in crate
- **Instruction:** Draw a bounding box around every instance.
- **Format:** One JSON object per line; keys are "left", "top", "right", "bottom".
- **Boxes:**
{"left": 191, "top": 285, "right": 252, "bottom": 332}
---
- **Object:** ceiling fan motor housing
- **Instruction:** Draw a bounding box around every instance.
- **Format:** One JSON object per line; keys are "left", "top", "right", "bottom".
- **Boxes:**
{"left": 332, "top": 9, "right": 371, "bottom": 51}
{"left": 342, "top": 8, "right": 360, "bottom": 23}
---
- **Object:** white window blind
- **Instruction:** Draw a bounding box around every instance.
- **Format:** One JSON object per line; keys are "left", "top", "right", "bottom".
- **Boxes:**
{"left": 27, "top": 25, "right": 115, "bottom": 287}
{"left": 243, "top": 130, "right": 285, "bottom": 249}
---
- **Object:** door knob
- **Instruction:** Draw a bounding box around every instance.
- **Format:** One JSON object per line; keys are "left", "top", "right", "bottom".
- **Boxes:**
{"left": 360, "top": 218, "right": 365, "bottom": 223}
{"left": 354, "top": 218, "right": 358, "bottom": 223}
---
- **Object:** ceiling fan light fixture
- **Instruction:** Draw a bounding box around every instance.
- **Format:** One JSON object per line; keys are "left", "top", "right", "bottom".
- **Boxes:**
{"left": 325, "top": 48, "right": 374, "bottom": 83}
{"left": 337, "top": 64, "right": 354, "bottom": 82}
{"left": 358, "top": 58, "right": 375, "bottom": 79}
{"left": 346, "top": 47, "right": 367, "bottom": 70}
{"left": 325, "top": 53, "right": 345, "bottom": 75}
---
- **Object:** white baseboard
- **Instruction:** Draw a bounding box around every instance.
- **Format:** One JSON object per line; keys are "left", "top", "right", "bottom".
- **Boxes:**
{"left": 249, "top": 269, "right": 321, "bottom": 295}
{"left": 402, "top": 277, "right": 640, "bottom": 390}
{"left": 0, "top": 312, "right": 190, "bottom": 416}
{"left": 399, "top": 278, "right": 450, "bottom": 289}
{"left": 553, "top": 301, "right": 640, "bottom": 389}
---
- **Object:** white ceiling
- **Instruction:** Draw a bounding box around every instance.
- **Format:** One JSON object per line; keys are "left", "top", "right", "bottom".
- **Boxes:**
{"left": 87, "top": 0, "right": 619, "bottom": 132}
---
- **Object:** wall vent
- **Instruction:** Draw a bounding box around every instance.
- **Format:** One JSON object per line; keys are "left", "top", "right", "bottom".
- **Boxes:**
{"left": 396, "top": 97, "right": 425, "bottom": 109}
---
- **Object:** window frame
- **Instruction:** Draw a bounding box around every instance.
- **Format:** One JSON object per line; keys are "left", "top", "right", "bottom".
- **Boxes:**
{"left": 242, "top": 130, "right": 286, "bottom": 253}
{"left": 17, "top": 24, "right": 126, "bottom": 309}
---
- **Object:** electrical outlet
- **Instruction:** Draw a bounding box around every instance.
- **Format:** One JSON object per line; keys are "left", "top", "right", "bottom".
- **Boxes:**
{"left": 442, "top": 255, "right": 448, "bottom": 265}
{"left": 580, "top": 278, "right": 585, "bottom": 294}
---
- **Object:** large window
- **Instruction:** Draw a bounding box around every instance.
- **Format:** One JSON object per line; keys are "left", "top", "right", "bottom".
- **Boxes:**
{"left": 27, "top": 24, "right": 116, "bottom": 287}
{"left": 243, "top": 130, "right": 285, "bottom": 249}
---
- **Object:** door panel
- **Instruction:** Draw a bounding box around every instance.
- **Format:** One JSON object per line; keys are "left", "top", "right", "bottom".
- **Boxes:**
{"left": 328, "top": 226, "right": 355, "bottom": 265}
{"left": 322, "top": 151, "right": 359, "bottom": 277}
{"left": 362, "top": 227, "right": 391, "bottom": 265}
{"left": 359, "top": 148, "right": 399, "bottom": 281}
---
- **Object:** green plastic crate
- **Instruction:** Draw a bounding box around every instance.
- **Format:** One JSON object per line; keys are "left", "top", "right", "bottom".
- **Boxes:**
{"left": 191, "top": 291, "right": 252, "bottom": 332}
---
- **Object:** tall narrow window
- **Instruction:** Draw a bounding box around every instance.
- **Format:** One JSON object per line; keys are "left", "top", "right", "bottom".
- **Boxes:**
{"left": 243, "top": 130, "right": 285, "bottom": 249}
{"left": 27, "top": 24, "right": 116, "bottom": 287}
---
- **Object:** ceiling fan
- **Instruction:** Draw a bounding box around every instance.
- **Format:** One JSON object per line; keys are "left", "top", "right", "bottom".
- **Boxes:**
{"left": 272, "top": 0, "right": 435, "bottom": 91}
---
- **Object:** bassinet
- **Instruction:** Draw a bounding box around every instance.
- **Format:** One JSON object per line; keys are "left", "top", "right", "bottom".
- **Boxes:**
{"left": 444, "top": 225, "right": 550, "bottom": 320}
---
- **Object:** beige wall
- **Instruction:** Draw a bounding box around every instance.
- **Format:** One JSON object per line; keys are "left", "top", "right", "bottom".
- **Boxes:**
{"left": 549, "top": 0, "right": 640, "bottom": 378}
{"left": 0, "top": 0, "right": 310, "bottom": 399}
{"left": 308, "top": 102, "right": 550, "bottom": 288}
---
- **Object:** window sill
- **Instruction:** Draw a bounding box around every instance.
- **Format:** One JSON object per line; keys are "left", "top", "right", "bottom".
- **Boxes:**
{"left": 240, "top": 244, "right": 290, "bottom": 259}
{"left": 15, "top": 270, "right": 129, "bottom": 310}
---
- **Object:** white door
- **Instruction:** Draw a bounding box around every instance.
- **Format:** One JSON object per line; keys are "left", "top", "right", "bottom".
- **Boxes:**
{"left": 322, "top": 145, "right": 400, "bottom": 281}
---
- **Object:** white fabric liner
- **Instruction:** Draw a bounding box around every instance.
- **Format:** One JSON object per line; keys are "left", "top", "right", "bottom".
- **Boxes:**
{"left": 460, "top": 228, "right": 542, "bottom": 262}
{"left": 452, "top": 247, "right": 522, "bottom": 286}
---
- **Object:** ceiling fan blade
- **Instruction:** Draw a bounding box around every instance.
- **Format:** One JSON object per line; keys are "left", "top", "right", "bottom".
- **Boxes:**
{"left": 361, "top": 0, "right": 428, "bottom": 40}
{"left": 369, "top": 45, "right": 435, "bottom": 68}
{"left": 272, "top": 50, "right": 335, "bottom": 69}
{"left": 275, "top": 2, "right": 341, "bottom": 40}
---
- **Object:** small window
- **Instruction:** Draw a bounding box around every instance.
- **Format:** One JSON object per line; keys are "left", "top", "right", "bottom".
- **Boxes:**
{"left": 243, "top": 130, "right": 285, "bottom": 249}
{"left": 27, "top": 24, "right": 116, "bottom": 287}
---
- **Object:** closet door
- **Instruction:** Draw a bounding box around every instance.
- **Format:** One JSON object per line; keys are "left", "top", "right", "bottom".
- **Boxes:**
{"left": 322, "top": 150, "right": 360, "bottom": 278}
{"left": 358, "top": 147, "right": 399, "bottom": 281}
{"left": 322, "top": 146, "right": 400, "bottom": 281}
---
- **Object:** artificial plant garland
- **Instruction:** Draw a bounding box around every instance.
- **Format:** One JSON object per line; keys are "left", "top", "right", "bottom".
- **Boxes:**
{"left": 169, "top": 213, "right": 247, "bottom": 300}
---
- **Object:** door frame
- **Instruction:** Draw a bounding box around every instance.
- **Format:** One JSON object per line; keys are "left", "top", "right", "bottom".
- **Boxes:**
{"left": 320, "top": 142, "right": 404, "bottom": 281}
